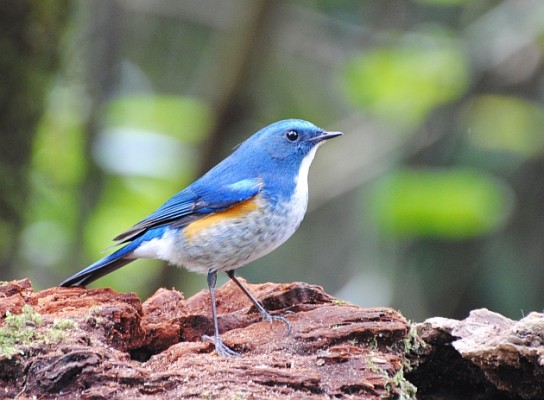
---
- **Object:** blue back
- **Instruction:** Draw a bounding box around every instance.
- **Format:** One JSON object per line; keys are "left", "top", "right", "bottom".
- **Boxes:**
{"left": 114, "top": 119, "right": 325, "bottom": 242}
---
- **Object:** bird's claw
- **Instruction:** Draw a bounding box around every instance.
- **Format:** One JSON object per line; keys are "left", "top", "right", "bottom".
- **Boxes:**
{"left": 260, "top": 312, "right": 292, "bottom": 336}
{"left": 202, "top": 335, "right": 242, "bottom": 358}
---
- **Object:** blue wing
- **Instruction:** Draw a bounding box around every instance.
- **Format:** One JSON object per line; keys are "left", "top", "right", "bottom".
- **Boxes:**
{"left": 114, "top": 177, "right": 263, "bottom": 242}
{"left": 59, "top": 177, "right": 263, "bottom": 287}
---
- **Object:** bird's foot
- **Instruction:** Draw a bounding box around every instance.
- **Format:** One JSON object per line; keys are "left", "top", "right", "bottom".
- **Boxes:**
{"left": 259, "top": 311, "right": 292, "bottom": 336}
{"left": 202, "top": 335, "right": 241, "bottom": 358}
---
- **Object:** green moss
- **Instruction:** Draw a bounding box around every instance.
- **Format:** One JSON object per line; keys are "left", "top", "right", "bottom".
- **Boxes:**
{"left": 47, "top": 318, "right": 78, "bottom": 343}
{"left": 0, "top": 305, "right": 43, "bottom": 359}
{"left": 365, "top": 355, "right": 384, "bottom": 374}
{"left": 0, "top": 305, "right": 77, "bottom": 359}
{"left": 389, "top": 369, "right": 417, "bottom": 399}
{"left": 86, "top": 305, "right": 105, "bottom": 327}
{"left": 87, "top": 305, "right": 102, "bottom": 317}
{"left": 402, "top": 323, "right": 426, "bottom": 371}
{"left": 367, "top": 335, "right": 379, "bottom": 350}
{"left": 52, "top": 318, "right": 77, "bottom": 330}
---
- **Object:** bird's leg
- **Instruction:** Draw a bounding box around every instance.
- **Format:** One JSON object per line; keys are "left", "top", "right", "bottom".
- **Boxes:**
{"left": 226, "top": 270, "right": 292, "bottom": 335}
{"left": 202, "top": 270, "right": 241, "bottom": 357}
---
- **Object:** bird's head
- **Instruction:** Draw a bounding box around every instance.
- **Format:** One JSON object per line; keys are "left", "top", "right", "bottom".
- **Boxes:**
{"left": 240, "top": 119, "right": 342, "bottom": 169}
{"left": 199, "top": 119, "right": 342, "bottom": 202}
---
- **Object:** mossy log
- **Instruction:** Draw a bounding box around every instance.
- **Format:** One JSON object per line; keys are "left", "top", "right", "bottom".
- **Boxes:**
{"left": 1, "top": 279, "right": 543, "bottom": 399}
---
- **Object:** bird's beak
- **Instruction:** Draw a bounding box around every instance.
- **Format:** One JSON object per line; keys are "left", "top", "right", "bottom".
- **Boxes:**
{"left": 311, "top": 130, "right": 343, "bottom": 142}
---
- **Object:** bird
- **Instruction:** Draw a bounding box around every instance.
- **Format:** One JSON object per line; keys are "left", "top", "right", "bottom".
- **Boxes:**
{"left": 60, "top": 119, "right": 342, "bottom": 357}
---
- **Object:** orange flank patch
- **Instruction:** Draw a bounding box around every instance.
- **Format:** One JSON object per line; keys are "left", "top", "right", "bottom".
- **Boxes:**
{"left": 184, "top": 197, "right": 260, "bottom": 239}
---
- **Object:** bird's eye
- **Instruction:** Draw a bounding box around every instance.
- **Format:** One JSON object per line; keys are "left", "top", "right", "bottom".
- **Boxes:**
{"left": 285, "top": 130, "right": 299, "bottom": 142}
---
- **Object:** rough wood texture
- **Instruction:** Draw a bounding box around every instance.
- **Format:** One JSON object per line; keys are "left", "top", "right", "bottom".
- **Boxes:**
{"left": 409, "top": 308, "right": 544, "bottom": 400}
{"left": 0, "top": 279, "right": 414, "bottom": 399}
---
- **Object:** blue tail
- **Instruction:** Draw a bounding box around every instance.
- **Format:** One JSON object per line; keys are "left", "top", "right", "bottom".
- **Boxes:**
{"left": 59, "top": 238, "right": 144, "bottom": 287}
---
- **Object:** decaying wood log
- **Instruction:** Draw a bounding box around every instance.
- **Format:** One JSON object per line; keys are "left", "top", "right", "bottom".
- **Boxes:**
{"left": 408, "top": 308, "right": 544, "bottom": 400}
{"left": 0, "top": 279, "right": 415, "bottom": 399}
{"left": 3, "top": 279, "right": 542, "bottom": 399}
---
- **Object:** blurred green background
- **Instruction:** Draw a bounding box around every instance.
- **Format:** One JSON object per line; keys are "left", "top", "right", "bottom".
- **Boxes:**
{"left": 2, "top": 0, "right": 544, "bottom": 322}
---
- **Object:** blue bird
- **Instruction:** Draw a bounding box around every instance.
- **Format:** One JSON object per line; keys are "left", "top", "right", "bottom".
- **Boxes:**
{"left": 60, "top": 119, "right": 342, "bottom": 356}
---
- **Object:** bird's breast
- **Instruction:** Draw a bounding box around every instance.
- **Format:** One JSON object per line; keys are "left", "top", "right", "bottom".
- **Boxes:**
{"left": 162, "top": 191, "right": 308, "bottom": 273}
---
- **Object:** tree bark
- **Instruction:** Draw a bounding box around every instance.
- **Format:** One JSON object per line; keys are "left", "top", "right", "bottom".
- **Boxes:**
{"left": 2, "top": 279, "right": 542, "bottom": 399}
{"left": 0, "top": 279, "right": 413, "bottom": 399}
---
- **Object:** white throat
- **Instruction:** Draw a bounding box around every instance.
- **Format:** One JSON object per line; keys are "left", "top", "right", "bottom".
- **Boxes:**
{"left": 291, "top": 143, "right": 321, "bottom": 214}
{"left": 298, "top": 144, "right": 320, "bottom": 185}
